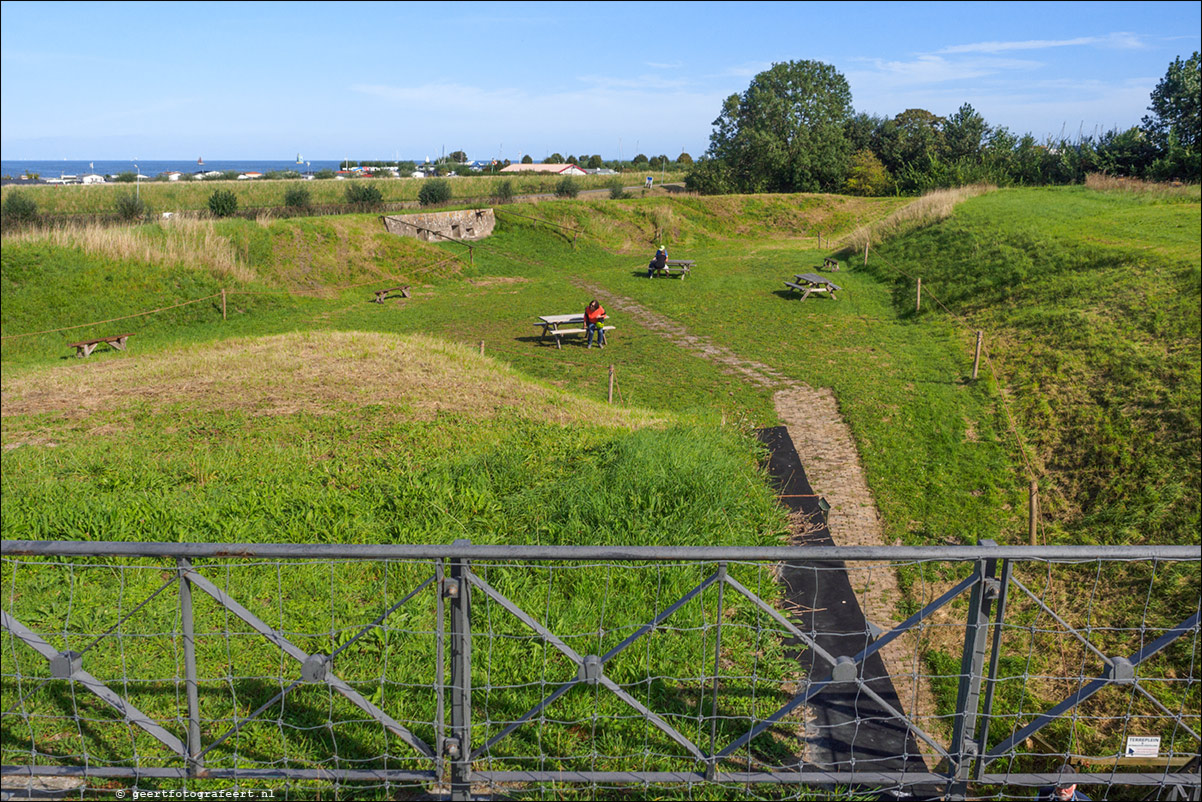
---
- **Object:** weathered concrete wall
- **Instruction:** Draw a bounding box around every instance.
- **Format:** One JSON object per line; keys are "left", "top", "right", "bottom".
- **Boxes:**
{"left": 383, "top": 208, "right": 495, "bottom": 241}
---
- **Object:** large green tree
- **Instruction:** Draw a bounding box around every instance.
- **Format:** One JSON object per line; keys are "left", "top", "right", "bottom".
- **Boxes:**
{"left": 692, "top": 60, "right": 854, "bottom": 193}
{"left": 1142, "top": 52, "right": 1201, "bottom": 153}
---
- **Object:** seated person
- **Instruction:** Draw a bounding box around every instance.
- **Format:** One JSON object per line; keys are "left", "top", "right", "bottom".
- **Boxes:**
{"left": 584, "top": 299, "right": 607, "bottom": 348}
{"left": 647, "top": 246, "right": 668, "bottom": 278}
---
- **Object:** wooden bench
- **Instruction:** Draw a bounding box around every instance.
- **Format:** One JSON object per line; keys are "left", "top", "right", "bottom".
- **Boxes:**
{"left": 544, "top": 325, "right": 615, "bottom": 349}
{"left": 649, "top": 259, "right": 694, "bottom": 279}
{"left": 66, "top": 333, "right": 134, "bottom": 358}
{"left": 822, "top": 257, "right": 840, "bottom": 272}
{"left": 785, "top": 273, "right": 842, "bottom": 301}
{"left": 372, "top": 286, "right": 410, "bottom": 303}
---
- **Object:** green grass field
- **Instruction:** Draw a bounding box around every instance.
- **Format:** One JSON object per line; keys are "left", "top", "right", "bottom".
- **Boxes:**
{"left": 0, "top": 171, "right": 688, "bottom": 217}
{"left": 2, "top": 185, "right": 1198, "bottom": 797}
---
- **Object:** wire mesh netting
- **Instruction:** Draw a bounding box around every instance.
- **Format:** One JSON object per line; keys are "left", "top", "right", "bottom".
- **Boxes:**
{"left": 2, "top": 546, "right": 1198, "bottom": 800}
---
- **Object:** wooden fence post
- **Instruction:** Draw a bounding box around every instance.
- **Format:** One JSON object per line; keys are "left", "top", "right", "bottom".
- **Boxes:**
{"left": 608, "top": 365, "right": 615, "bottom": 404}
{"left": 916, "top": 278, "right": 922, "bottom": 313}
{"left": 972, "top": 331, "right": 983, "bottom": 380}
{"left": 479, "top": 340, "right": 485, "bottom": 356}
{"left": 221, "top": 289, "right": 226, "bottom": 321}
{"left": 863, "top": 238, "right": 869, "bottom": 267}
{"left": 1028, "top": 480, "right": 1039, "bottom": 546}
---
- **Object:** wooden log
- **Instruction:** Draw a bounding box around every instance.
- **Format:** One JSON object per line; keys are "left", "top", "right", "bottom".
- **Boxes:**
{"left": 608, "top": 365, "right": 615, "bottom": 404}
{"left": 222, "top": 288, "right": 227, "bottom": 321}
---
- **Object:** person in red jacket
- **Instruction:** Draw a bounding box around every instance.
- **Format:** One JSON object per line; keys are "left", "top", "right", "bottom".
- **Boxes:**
{"left": 584, "top": 299, "right": 606, "bottom": 348}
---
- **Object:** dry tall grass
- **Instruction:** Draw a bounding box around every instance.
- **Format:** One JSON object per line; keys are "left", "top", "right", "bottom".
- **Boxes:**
{"left": 1084, "top": 172, "right": 1200, "bottom": 199}
{"left": 2, "top": 218, "right": 254, "bottom": 283}
{"left": 842, "top": 184, "right": 996, "bottom": 251}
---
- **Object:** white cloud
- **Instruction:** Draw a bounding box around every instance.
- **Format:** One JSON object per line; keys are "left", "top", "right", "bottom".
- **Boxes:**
{"left": 846, "top": 55, "right": 1042, "bottom": 90}
{"left": 938, "top": 32, "right": 1147, "bottom": 55}
{"left": 645, "top": 61, "right": 682, "bottom": 70}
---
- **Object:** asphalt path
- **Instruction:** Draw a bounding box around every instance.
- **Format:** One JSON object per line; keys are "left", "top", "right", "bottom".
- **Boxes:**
{"left": 757, "top": 426, "right": 930, "bottom": 789}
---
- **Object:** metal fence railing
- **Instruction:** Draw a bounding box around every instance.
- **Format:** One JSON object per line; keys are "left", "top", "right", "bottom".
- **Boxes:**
{"left": 2, "top": 541, "right": 1198, "bottom": 800}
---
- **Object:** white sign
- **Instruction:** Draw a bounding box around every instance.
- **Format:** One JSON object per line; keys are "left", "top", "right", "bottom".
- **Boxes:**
{"left": 1125, "top": 736, "right": 1161, "bottom": 758}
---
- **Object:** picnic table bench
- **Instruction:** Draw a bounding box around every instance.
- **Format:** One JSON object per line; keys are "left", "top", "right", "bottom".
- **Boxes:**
{"left": 785, "top": 273, "right": 842, "bottom": 301}
{"left": 372, "top": 286, "right": 410, "bottom": 303}
{"left": 822, "top": 257, "right": 840, "bottom": 271}
{"left": 66, "top": 333, "right": 134, "bottom": 358}
{"left": 534, "top": 314, "right": 615, "bottom": 349}
{"left": 649, "top": 259, "right": 694, "bottom": 279}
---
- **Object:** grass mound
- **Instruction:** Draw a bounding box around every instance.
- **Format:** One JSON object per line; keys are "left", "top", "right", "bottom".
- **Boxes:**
{"left": 864, "top": 186, "right": 1201, "bottom": 546}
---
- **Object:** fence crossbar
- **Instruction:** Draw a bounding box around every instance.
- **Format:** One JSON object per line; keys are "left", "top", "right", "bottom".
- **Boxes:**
{"left": 329, "top": 573, "right": 436, "bottom": 660}
{"left": 2, "top": 764, "right": 1196, "bottom": 788}
{"left": 600, "top": 570, "right": 720, "bottom": 663}
{"left": 182, "top": 567, "right": 435, "bottom": 758}
{"left": 1, "top": 611, "right": 187, "bottom": 757}
{"left": 985, "top": 609, "right": 1201, "bottom": 761}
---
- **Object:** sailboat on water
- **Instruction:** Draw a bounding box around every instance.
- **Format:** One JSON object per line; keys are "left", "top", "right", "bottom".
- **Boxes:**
{"left": 197, "top": 157, "right": 204, "bottom": 166}
{"left": 296, "top": 153, "right": 304, "bottom": 164}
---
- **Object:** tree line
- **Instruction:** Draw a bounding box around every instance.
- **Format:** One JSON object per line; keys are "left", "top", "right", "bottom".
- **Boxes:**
{"left": 686, "top": 53, "right": 1200, "bottom": 196}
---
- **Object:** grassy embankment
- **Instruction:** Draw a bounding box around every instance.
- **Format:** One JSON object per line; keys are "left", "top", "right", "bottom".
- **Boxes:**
{"left": 3, "top": 186, "right": 1198, "bottom": 791}
{"left": 0, "top": 171, "right": 687, "bottom": 217}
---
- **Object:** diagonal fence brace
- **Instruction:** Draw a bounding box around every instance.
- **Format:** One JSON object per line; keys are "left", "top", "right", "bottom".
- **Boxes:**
{"left": 717, "top": 568, "right": 978, "bottom": 763}
{"left": 985, "top": 609, "right": 1201, "bottom": 762}
{"left": 1, "top": 611, "right": 187, "bottom": 757}
{"left": 467, "top": 567, "right": 718, "bottom": 762}
{"left": 181, "top": 567, "right": 435, "bottom": 758}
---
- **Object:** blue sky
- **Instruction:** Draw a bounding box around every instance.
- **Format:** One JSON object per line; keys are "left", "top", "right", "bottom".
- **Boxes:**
{"left": 2, "top": 0, "right": 1198, "bottom": 160}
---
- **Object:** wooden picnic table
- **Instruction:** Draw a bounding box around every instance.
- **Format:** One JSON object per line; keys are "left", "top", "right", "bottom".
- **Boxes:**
{"left": 534, "top": 314, "right": 614, "bottom": 349}
{"left": 649, "top": 259, "right": 694, "bottom": 279}
{"left": 784, "top": 273, "right": 842, "bottom": 301}
{"left": 66, "top": 333, "right": 134, "bottom": 358}
{"left": 372, "top": 286, "right": 410, "bottom": 303}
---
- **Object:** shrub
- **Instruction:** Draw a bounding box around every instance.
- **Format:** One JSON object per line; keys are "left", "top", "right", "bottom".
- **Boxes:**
{"left": 2, "top": 191, "right": 38, "bottom": 225}
{"left": 114, "top": 171, "right": 138, "bottom": 183}
{"left": 208, "top": 189, "right": 238, "bottom": 217}
{"left": 114, "top": 193, "right": 146, "bottom": 221}
{"left": 418, "top": 179, "right": 452, "bottom": 207}
{"left": 284, "top": 186, "right": 312, "bottom": 209}
{"left": 608, "top": 178, "right": 628, "bottom": 200}
{"left": 493, "top": 180, "right": 514, "bottom": 204}
{"left": 555, "top": 177, "right": 580, "bottom": 198}
{"left": 345, "top": 182, "right": 383, "bottom": 206}
{"left": 314, "top": 169, "right": 335, "bottom": 180}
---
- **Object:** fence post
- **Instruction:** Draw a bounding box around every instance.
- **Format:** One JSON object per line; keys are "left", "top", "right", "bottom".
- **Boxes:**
{"left": 448, "top": 539, "right": 473, "bottom": 801}
{"left": 221, "top": 289, "right": 226, "bottom": 321}
{"left": 948, "top": 541, "right": 1001, "bottom": 800}
{"left": 479, "top": 340, "right": 485, "bottom": 356}
{"left": 1028, "top": 480, "right": 1039, "bottom": 546}
{"left": 916, "top": 278, "right": 922, "bottom": 313}
{"left": 972, "top": 331, "right": 983, "bottom": 380}
{"left": 706, "top": 563, "right": 727, "bottom": 781}
{"left": 863, "top": 238, "right": 869, "bottom": 267}
{"left": 178, "top": 559, "right": 204, "bottom": 776}
{"left": 974, "top": 556, "right": 1013, "bottom": 779}
{"left": 608, "top": 365, "right": 615, "bottom": 404}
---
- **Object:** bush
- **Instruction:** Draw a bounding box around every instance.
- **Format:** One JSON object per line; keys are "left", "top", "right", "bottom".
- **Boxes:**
{"left": 608, "top": 178, "right": 628, "bottom": 200}
{"left": 314, "top": 169, "right": 335, "bottom": 180}
{"left": 418, "top": 179, "right": 452, "bottom": 207}
{"left": 114, "top": 171, "right": 138, "bottom": 183}
{"left": 114, "top": 193, "right": 146, "bottom": 221}
{"left": 344, "top": 182, "right": 383, "bottom": 206}
{"left": 555, "top": 177, "right": 580, "bottom": 198}
{"left": 493, "top": 180, "right": 514, "bottom": 204}
{"left": 2, "top": 191, "right": 38, "bottom": 225}
{"left": 284, "top": 186, "right": 312, "bottom": 209}
{"left": 208, "top": 189, "right": 238, "bottom": 217}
